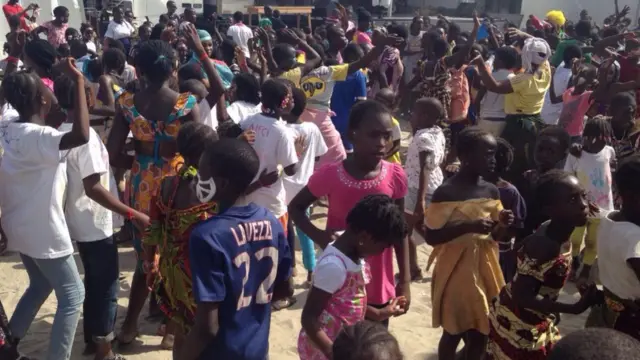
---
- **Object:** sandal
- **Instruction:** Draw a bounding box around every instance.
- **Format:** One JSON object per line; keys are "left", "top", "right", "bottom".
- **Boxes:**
{"left": 116, "top": 331, "right": 138, "bottom": 346}
{"left": 104, "top": 354, "right": 127, "bottom": 360}
{"left": 272, "top": 297, "right": 297, "bottom": 311}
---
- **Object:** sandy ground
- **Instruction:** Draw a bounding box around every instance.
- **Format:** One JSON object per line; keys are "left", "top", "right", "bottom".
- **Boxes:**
{"left": 0, "top": 127, "right": 590, "bottom": 360}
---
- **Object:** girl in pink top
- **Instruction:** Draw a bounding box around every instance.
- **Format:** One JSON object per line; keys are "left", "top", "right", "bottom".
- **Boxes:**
{"left": 34, "top": 6, "right": 69, "bottom": 49}
{"left": 290, "top": 100, "right": 411, "bottom": 330}
{"left": 297, "top": 195, "right": 408, "bottom": 359}
{"left": 558, "top": 64, "right": 597, "bottom": 140}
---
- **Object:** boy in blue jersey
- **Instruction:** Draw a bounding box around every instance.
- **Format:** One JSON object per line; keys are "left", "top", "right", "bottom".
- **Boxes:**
{"left": 180, "top": 138, "right": 293, "bottom": 360}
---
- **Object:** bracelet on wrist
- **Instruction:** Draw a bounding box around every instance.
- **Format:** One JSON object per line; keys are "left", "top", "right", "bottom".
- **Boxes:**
{"left": 127, "top": 209, "right": 135, "bottom": 221}
{"left": 198, "top": 51, "right": 209, "bottom": 61}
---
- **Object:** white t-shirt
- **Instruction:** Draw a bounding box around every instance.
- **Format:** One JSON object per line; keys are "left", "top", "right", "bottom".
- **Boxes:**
{"left": 283, "top": 122, "right": 328, "bottom": 204}
{"left": 404, "top": 126, "right": 446, "bottom": 193}
{"left": 199, "top": 98, "right": 218, "bottom": 130}
{"left": 228, "top": 101, "right": 262, "bottom": 124}
{"left": 541, "top": 65, "right": 572, "bottom": 125}
{"left": 0, "top": 122, "right": 72, "bottom": 259}
{"left": 313, "top": 244, "right": 366, "bottom": 294}
{"left": 480, "top": 69, "right": 514, "bottom": 119}
{"left": 564, "top": 146, "right": 616, "bottom": 211}
{"left": 596, "top": 213, "right": 640, "bottom": 300}
{"left": 239, "top": 113, "right": 298, "bottom": 217}
{"left": 59, "top": 124, "right": 114, "bottom": 242}
{"left": 122, "top": 63, "right": 136, "bottom": 84}
{"left": 104, "top": 20, "right": 135, "bottom": 40}
{"left": 226, "top": 23, "right": 254, "bottom": 59}
{"left": 86, "top": 40, "right": 97, "bottom": 53}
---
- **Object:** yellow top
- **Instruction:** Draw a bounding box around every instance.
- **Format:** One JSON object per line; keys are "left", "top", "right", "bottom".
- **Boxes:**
{"left": 505, "top": 61, "right": 551, "bottom": 115}
{"left": 386, "top": 117, "right": 402, "bottom": 164}
{"left": 425, "top": 198, "right": 505, "bottom": 335}
{"left": 569, "top": 217, "right": 599, "bottom": 266}
{"left": 278, "top": 67, "right": 302, "bottom": 88}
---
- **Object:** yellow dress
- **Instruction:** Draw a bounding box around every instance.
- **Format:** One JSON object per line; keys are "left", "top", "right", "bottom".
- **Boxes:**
{"left": 425, "top": 198, "right": 506, "bottom": 335}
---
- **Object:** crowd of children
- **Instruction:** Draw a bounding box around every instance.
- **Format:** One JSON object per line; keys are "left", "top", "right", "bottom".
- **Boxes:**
{"left": 0, "top": 3, "right": 639, "bottom": 360}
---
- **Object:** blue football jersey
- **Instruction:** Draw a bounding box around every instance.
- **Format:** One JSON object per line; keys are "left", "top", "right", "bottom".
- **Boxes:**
{"left": 189, "top": 203, "right": 292, "bottom": 360}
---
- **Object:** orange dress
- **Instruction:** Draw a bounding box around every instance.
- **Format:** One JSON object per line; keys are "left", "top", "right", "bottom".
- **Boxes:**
{"left": 118, "top": 91, "right": 197, "bottom": 265}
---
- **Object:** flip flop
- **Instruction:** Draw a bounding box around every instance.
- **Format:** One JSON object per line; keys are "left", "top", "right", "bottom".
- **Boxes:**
{"left": 272, "top": 297, "right": 297, "bottom": 311}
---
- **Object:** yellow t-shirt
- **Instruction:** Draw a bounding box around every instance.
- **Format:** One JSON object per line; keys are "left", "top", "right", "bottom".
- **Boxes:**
{"left": 504, "top": 61, "right": 551, "bottom": 115}
{"left": 386, "top": 117, "right": 402, "bottom": 164}
{"left": 278, "top": 67, "right": 302, "bottom": 88}
{"left": 300, "top": 64, "right": 349, "bottom": 110}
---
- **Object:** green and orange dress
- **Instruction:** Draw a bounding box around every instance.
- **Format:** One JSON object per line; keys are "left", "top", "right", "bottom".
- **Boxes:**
{"left": 486, "top": 223, "right": 572, "bottom": 359}
{"left": 142, "top": 173, "right": 217, "bottom": 330}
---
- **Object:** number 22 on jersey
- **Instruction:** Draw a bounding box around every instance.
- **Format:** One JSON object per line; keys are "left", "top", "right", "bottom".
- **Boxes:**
{"left": 233, "top": 246, "right": 278, "bottom": 310}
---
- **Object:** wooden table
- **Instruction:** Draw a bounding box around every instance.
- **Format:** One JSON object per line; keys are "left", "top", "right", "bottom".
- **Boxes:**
{"left": 245, "top": 6, "right": 313, "bottom": 30}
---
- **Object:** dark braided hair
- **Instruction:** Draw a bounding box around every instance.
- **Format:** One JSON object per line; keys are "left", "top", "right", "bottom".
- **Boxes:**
{"left": 495, "top": 137, "right": 514, "bottom": 174}
{"left": 178, "top": 63, "right": 205, "bottom": 82}
{"left": 456, "top": 126, "right": 493, "bottom": 160}
{"left": 24, "top": 39, "right": 58, "bottom": 79}
{"left": 348, "top": 100, "right": 391, "bottom": 132}
{"left": 333, "top": 321, "right": 403, "bottom": 360}
{"left": 290, "top": 87, "right": 307, "bottom": 119}
{"left": 203, "top": 138, "right": 260, "bottom": 193}
{"left": 216, "top": 121, "right": 244, "bottom": 139}
{"left": 261, "top": 78, "right": 290, "bottom": 113}
{"left": 534, "top": 170, "right": 575, "bottom": 210}
{"left": 1, "top": 70, "right": 43, "bottom": 117}
{"left": 177, "top": 122, "right": 218, "bottom": 168}
{"left": 233, "top": 72, "right": 261, "bottom": 105}
{"left": 549, "top": 328, "right": 640, "bottom": 360}
{"left": 583, "top": 115, "right": 613, "bottom": 144}
{"left": 346, "top": 194, "right": 408, "bottom": 245}
{"left": 135, "top": 40, "right": 176, "bottom": 84}
{"left": 102, "top": 48, "right": 126, "bottom": 75}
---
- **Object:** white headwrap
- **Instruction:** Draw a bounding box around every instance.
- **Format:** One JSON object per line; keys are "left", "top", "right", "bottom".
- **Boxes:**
{"left": 521, "top": 37, "right": 552, "bottom": 74}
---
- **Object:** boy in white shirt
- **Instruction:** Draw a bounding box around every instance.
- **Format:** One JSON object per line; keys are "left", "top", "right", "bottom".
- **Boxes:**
{"left": 283, "top": 88, "right": 328, "bottom": 281}
{"left": 227, "top": 11, "right": 254, "bottom": 59}
{"left": 54, "top": 75, "right": 149, "bottom": 360}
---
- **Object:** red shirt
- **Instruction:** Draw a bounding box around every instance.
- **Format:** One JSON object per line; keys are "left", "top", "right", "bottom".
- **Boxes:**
{"left": 3, "top": 3, "right": 31, "bottom": 32}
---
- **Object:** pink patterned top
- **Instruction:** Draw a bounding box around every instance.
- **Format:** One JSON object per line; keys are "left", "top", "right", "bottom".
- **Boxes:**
{"left": 297, "top": 254, "right": 368, "bottom": 359}
{"left": 307, "top": 161, "right": 408, "bottom": 305}
{"left": 41, "top": 21, "right": 68, "bottom": 49}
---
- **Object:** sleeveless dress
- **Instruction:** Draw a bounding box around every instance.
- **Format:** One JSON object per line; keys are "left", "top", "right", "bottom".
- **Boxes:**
{"left": 297, "top": 255, "right": 369, "bottom": 360}
{"left": 118, "top": 91, "right": 197, "bottom": 268}
{"left": 425, "top": 199, "right": 505, "bottom": 335}
{"left": 143, "top": 174, "right": 217, "bottom": 331}
{"left": 486, "top": 225, "right": 572, "bottom": 359}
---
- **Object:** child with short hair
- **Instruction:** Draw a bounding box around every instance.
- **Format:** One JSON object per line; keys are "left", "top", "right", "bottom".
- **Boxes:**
{"left": 283, "top": 88, "right": 328, "bottom": 283}
{"left": 142, "top": 122, "right": 219, "bottom": 356}
{"left": 373, "top": 88, "right": 402, "bottom": 164}
{"left": 54, "top": 74, "right": 149, "bottom": 360}
{"left": 424, "top": 127, "right": 513, "bottom": 360}
{"left": 557, "top": 64, "right": 597, "bottom": 143}
{"left": 332, "top": 321, "right": 403, "bottom": 360}
{"left": 549, "top": 328, "right": 640, "bottom": 360}
{"left": 298, "top": 195, "right": 409, "bottom": 359}
{"left": 485, "top": 137, "right": 527, "bottom": 283}
{"left": 180, "top": 138, "right": 293, "bottom": 360}
{"left": 239, "top": 79, "right": 299, "bottom": 235}
{"left": 487, "top": 170, "right": 598, "bottom": 358}
{"left": 403, "top": 98, "right": 447, "bottom": 280}
{"left": 289, "top": 100, "right": 411, "bottom": 330}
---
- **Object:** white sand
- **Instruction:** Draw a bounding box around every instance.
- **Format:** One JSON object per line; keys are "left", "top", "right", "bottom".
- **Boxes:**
{"left": 0, "top": 217, "right": 590, "bottom": 360}
{"left": 0, "top": 129, "right": 589, "bottom": 359}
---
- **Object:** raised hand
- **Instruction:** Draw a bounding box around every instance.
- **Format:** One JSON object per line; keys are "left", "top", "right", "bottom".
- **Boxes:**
{"left": 53, "top": 57, "right": 83, "bottom": 79}
{"left": 182, "top": 23, "right": 205, "bottom": 55}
